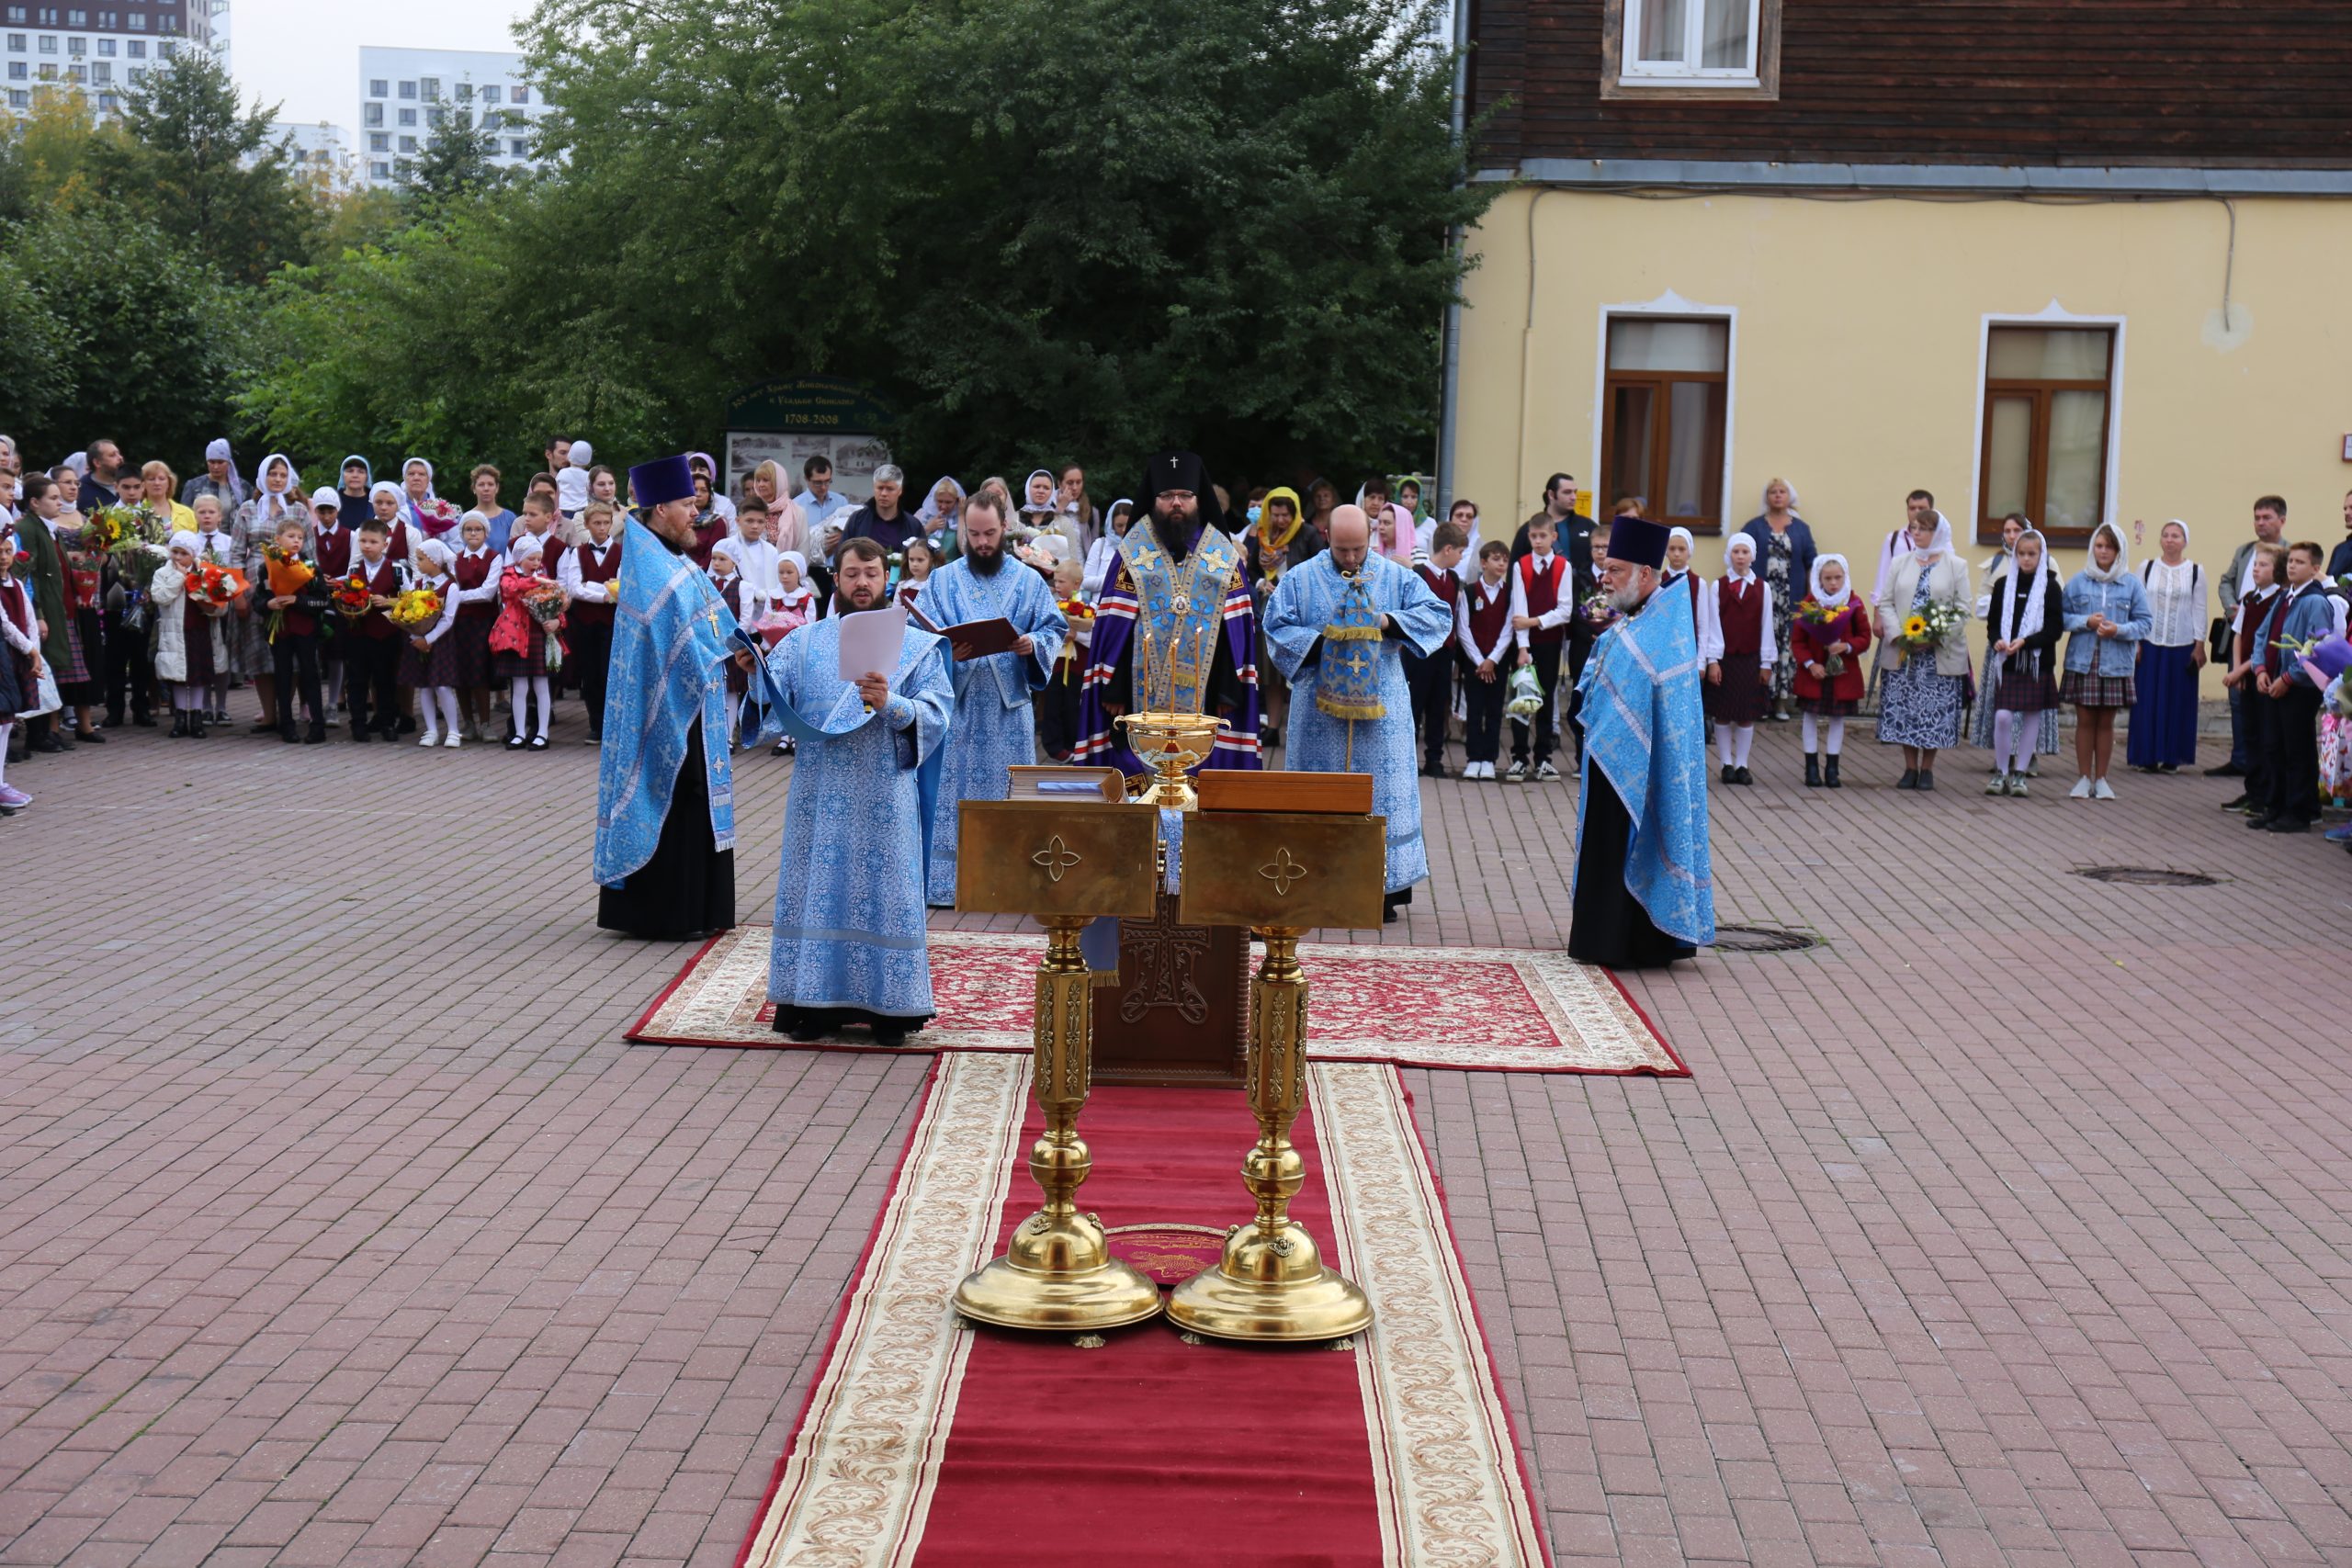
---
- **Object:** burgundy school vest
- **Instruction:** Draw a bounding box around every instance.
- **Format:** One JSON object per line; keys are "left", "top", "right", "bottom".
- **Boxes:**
{"left": 353, "top": 556, "right": 401, "bottom": 640}
{"left": 312, "top": 525, "right": 353, "bottom": 579}
{"left": 1715, "top": 577, "right": 1765, "bottom": 658}
{"left": 569, "top": 539, "right": 622, "bottom": 627}
{"left": 1518, "top": 554, "right": 1568, "bottom": 647}
{"left": 1416, "top": 564, "right": 1461, "bottom": 611}
{"left": 1465, "top": 578, "right": 1513, "bottom": 654}
{"left": 454, "top": 550, "right": 497, "bottom": 616}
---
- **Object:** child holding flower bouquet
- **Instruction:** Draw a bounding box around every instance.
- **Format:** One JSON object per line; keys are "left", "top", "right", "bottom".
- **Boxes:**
{"left": 396, "top": 539, "right": 464, "bottom": 747}
{"left": 341, "top": 517, "right": 410, "bottom": 742}
{"left": 490, "top": 534, "right": 561, "bottom": 750}
{"left": 1872, "top": 511, "right": 1973, "bottom": 792}
{"left": 1791, "top": 554, "right": 1872, "bottom": 788}
{"left": 150, "top": 532, "right": 232, "bottom": 737}
{"left": 261, "top": 514, "right": 330, "bottom": 743}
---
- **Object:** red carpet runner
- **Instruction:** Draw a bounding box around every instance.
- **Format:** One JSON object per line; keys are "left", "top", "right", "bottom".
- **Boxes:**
{"left": 736, "top": 1055, "right": 1552, "bottom": 1567}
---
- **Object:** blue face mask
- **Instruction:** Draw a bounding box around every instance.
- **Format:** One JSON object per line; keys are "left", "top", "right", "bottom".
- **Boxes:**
{"left": 1247, "top": 503, "right": 1262, "bottom": 525}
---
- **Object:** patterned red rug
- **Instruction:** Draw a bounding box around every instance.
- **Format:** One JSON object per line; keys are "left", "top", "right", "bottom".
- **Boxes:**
{"left": 734, "top": 1055, "right": 1555, "bottom": 1567}
{"left": 632, "top": 926, "right": 1687, "bottom": 1076}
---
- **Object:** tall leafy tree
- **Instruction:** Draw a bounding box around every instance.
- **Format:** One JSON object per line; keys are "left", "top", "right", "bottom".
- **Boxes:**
{"left": 6, "top": 209, "right": 254, "bottom": 465}
{"left": 405, "top": 107, "right": 507, "bottom": 210}
{"left": 95, "top": 50, "right": 322, "bottom": 286}
{"left": 498, "top": 0, "right": 1494, "bottom": 483}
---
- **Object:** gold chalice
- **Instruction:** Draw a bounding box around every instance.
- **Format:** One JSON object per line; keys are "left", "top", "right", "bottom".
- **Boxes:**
{"left": 1116, "top": 711, "right": 1223, "bottom": 813}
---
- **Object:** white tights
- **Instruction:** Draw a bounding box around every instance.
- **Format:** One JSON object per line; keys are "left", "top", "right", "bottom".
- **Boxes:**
{"left": 0, "top": 722, "right": 10, "bottom": 789}
{"left": 1800, "top": 713, "right": 1845, "bottom": 755}
{"left": 1993, "top": 709, "right": 2041, "bottom": 774}
{"left": 420, "top": 685, "right": 460, "bottom": 739}
{"left": 510, "top": 675, "right": 551, "bottom": 739}
{"left": 1715, "top": 724, "right": 1756, "bottom": 767}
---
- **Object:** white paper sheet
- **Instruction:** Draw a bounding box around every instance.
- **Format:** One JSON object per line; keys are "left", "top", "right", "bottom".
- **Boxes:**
{"left": 834, "top": 604, "right": 909, "bottom": 682}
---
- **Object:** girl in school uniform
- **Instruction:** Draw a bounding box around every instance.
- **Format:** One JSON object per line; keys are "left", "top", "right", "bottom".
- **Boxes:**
{"left": 1791, "top": 554, "right": 1871, "bottom": 789}
{"left": 0, "top": 527, "right": 42, "bottom": 814}
{"left": 450, "top": 513, "right": 503, "bottom": 741}
{"left": 1702, "top": 533, "right": 1774, "bottom": 784}
{"left": 151, "top": 531, "right": 230, "bottom": 738}
{"left": 490, "top": 535, "right": 559, "bottom": 750}
{"left": 2061, "top": 521, "right": 2153, "bottom": 801}
{"left": 1980, "top": 527, "right": 2064, "bottom": 797}
{"left": 399, "top": 539, "right": 465, "bottom": 747}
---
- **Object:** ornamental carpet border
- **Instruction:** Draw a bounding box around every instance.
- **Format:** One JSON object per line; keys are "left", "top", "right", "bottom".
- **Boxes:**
{"left": 733, "top": 1054, "right": 1554, "bottom": 1568}
{"left": 634, "top": 926, "right": 1687, "bottom": 1077}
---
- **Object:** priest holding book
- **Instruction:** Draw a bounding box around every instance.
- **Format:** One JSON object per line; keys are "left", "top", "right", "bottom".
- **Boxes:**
{"left": 916, "top": 492, "right": 1067, "bottom": 905}
{"left": 1264, "top": 504, "right": 1454, "bottom": 919}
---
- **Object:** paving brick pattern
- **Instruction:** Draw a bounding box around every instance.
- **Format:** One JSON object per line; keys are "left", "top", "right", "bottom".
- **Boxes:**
{"left": 4, "top": 704, "right": 2348, "bottom": 1566}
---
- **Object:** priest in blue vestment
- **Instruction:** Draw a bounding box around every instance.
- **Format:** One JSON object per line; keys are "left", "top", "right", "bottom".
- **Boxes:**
{"left": 916, "top": 493, "right": 1066, "bottom": 906}
{"left": 594, "top": 453, "right": 742, "bottom": 941}
{"left": 741, "top": 536, "right": 956, "bottom": 1044}
{"left": 1569, "top": 515, "right": 1715, "bottom": 968}
{"left": 1263, "top": 504, "right": 1454, "bottom": 920}
{"left": 1072, "top": 450, "right": 1261, "bottom": 775}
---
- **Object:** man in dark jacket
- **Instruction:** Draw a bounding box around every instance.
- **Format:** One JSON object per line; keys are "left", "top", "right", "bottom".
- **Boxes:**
{"left": 834, "top": 464, "right": 920, "bottom": 560}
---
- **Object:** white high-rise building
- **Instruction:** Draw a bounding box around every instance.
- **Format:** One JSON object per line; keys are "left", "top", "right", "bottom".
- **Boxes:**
{"left": 2, "top": 0, "right": 225, "bottom": 119}
{"left": 356, "top": 45, "right": 548, "bottom": 190}
{"left": 267, "top": 118, "right": 352, "bottom": 187}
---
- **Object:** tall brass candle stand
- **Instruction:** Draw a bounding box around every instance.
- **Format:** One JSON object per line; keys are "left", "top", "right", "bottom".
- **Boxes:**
{"left": 1169, "top": 806, "right": 1386, "bottom": 1342}
{"left": 951, "top": 800, "right": 1162, "bottom": 1332}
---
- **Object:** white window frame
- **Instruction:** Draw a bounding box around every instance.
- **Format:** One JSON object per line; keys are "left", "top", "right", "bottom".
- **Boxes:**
{"left": 1588, "top": 289, "right": 1739, "bottom": 535}
{"left": 1620, "top": 0, "right": 1760, "bottom": 85}
{"left": 1966, "top": 300, "right": 2126, "bottom": 546}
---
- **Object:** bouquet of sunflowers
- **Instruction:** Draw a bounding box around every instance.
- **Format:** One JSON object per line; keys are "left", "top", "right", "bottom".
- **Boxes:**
{"left": 1796, "top": 598, "right": 1854, "bottom": 675}
{"left": 1897, "top": 597, "right": 1965, "bottom": 654}
{"left": 92, "top": 504, "right": 169, "bottom": 580}
{"left": 387, "top": 584, "right": 446, "bottom": 633}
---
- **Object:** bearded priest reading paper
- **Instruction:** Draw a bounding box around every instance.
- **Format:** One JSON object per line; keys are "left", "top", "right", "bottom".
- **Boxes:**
{"left": 741, "top": 536, "right": 956, "bottom": 1045}
{"left": 1264, "top": 504, "right": 1453, "bottom": 919}
{"left": 919, "top": 492, "right": 1066, "bottom": 908}
{"left": 1073, "top": 450, "right": 1261, "bottom": 773}
{"left": 594, "top": 453, "right": 741, "bottom": 942}
{"left": 1568, "top": 515, "right": 1715, "bottom": 969}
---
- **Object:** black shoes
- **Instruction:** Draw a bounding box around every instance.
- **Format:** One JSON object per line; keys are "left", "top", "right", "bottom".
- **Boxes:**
{"left": 1734, "top": 766, "right": 1753, "bottom": 785}
{"left": 527, "top": 734, "right": 550, "bottom": 751}
{"left": 1896, "top": 769, "right": 1918, "bottom": 790}
{"left": 1824, "top": 755, "right": 1841, "bottom": 790}
{"left": 2204, "top": 761, "right": 2245, "bottom": 777}
{"left": 1720, "top": 764, "right": 1736, "bottom": 784}
{"left": 1917, "top": 771, "right": 1936, "bottom": 792}
{"left": 1804, "top": 755, "right": 1822, "bottom": 788}
{"left": 169, "top": 714, "right": 189, "bottom": 739}
{"left": 505, "top": 732, "right": 527, "bottom": 750}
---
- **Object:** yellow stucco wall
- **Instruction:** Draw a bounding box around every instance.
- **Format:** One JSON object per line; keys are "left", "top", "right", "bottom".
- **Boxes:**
{"left": 1454, "top": 187, "right": 2352, "bottom": 648}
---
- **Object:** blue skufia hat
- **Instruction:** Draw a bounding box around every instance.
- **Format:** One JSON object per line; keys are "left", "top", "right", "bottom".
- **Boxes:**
{"left": 628, "top": 454, "right": 695, "bottom": 508}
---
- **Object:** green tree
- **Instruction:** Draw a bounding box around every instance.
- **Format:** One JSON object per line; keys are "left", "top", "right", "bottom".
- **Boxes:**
{"left": 8, "top": 208, "right": 255, "bottom": 465}
{"left": 0, "top": 253, "right": 77, "bottom": 436}
{"left": 404, "top": 107, "right": 507, "bottom": 211}
{"left": 94, "top": 49, "right": 322, "bottom": 286}
{"left": 490, "top": 0, "right": 1496, "bottom": 483}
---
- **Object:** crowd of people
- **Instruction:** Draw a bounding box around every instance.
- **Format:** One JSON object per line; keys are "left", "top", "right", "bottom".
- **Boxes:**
{"left": 3, "top": 430, "right": 2347, "bottom": 853}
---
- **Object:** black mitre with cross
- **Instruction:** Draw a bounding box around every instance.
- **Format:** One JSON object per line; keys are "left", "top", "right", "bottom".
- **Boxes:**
{"left": 1137, "top": 450, "right": 1231, "bottom": 541}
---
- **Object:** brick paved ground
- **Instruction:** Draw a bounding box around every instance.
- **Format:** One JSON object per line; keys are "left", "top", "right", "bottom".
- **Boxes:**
{"left": 5, "top": 701, "right": 2349, "bottom": 1566}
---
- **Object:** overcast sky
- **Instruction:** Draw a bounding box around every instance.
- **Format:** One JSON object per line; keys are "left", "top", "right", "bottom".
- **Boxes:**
{"left": 233, "top": 0, "right": 534, "bottom": 133}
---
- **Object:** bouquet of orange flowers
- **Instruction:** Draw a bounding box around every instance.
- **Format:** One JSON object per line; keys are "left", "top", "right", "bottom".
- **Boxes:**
{"left": 387, "top": 585, "right": 445, "bottom": 633}
{"left": 262, "top": 542, "right": 314, "bottom": 643}
{"left": 185, "top": 559, "right": 247, "bottom": 611}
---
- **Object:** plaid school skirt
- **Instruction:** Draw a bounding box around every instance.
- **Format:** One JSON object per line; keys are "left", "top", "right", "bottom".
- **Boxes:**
{"left": 2061, "top": 671, "right": 2135, "bottom": 708}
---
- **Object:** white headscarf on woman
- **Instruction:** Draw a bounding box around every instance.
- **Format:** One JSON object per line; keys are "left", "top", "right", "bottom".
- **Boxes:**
{"left": 915, "top": 476, "right": 966, "bottom": 526}
{"left": 400, "top": 457, "right": 435, "bottom": 499}
{"left": 1809, "top": 552, "right": 1853, "bottom": 610}
{"left": 205, "top": 437, "right": 251, "bottom": 506}
{"left": 367, "top": 479, "right": 404, "bottom": 513}
{"left": 1722, "top": 533, "right": 1758, "bottom": 581}
{"left": 1911, "top": 511, "right": 1956, "bottom": 566}
{"left": 252, "top": 453, "right": 303, "bottom": 530}
{"left": 2081, "top": 520, "right": 2130, "bottom": 584}
{"left": 1021, "top": 469, "right": 1057, "bottom": 515}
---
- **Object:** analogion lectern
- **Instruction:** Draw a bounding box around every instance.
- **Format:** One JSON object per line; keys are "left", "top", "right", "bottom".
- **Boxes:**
{"left": 1167, "top": 771, "right": 1385, "bottom": 1343}
{"left": 951, "top": 799, "right": 1163, "bottom": 1331}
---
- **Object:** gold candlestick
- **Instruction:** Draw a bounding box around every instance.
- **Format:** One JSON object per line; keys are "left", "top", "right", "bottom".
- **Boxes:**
{"left": 1165, "top": 925, "right": 1372, "bottom": 1342}
{"left": 953, "top": 913, "right": 1163, "bottom": 1331}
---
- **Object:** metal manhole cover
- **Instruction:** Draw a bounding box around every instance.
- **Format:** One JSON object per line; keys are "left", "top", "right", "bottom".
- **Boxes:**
{"left": 2074, "top": 866, "right": 2220, "bottom": 887}
{"left": 1710, "top": 924, "right": 1821, "bottom": 953}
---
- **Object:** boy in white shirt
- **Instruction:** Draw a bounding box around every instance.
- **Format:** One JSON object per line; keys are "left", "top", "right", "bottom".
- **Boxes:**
{"left": 556, "top": 440, "right": 594, "bottom": 520}
{"left": 1456, "top": 540, "right": 1516, "bottom": 780}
